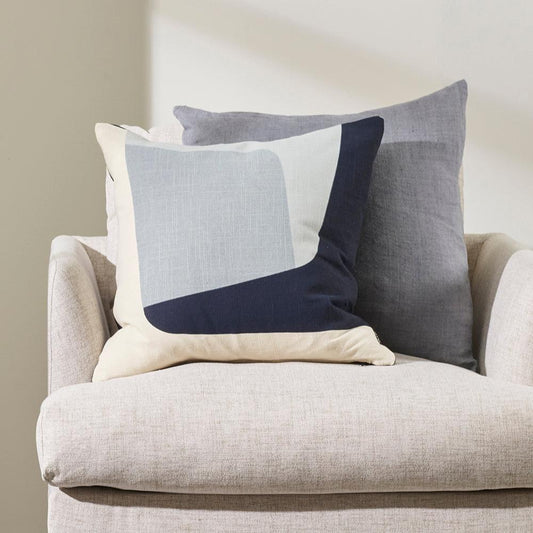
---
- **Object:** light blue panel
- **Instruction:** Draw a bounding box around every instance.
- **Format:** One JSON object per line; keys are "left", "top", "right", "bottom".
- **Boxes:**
{"left": 125, "top": 135, "right": 295, "bottom": 307}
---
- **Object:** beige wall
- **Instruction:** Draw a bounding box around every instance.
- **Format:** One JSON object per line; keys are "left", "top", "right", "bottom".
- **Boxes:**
{"left": 0, "top": 1, "right": 147, "bottom": 530}
{"left": 1, "top": 0, "right": 531, "bottom": 530}
{"left": 150, "top": 0, "right": 533, "bottom": 245}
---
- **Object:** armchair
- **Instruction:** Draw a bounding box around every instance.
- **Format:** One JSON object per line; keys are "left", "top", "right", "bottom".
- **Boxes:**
{"left": 37, "top": 233, "right": 533, "bottom": 532}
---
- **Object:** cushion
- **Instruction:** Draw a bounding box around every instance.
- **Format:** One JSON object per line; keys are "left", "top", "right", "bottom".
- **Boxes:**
{"left": 105, "top": 123, "right": 183, "bottom": 265}
{"left": 37, "top": 356, "right": 533, "bottom": 494}
{"left": 174, "top": 81, "right": 476, "bottom": 370}
{"left": 93, "top": 118, "right": 393, "bottom": 381}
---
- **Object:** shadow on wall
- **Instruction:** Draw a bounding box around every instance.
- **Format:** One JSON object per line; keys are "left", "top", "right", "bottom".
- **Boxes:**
{"left": 0, "top": 1, "right": 148, "bottom": 532}
{"left": 154, "top": 0, "right": 532, "bottom": 170}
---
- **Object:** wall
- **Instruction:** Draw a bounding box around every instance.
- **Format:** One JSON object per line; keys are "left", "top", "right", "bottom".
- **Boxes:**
{"left": 150, "top": 0, "right": 532, "bottom": 244}
{"left": 0, "top": 1, "right": 147, "bottom": 531}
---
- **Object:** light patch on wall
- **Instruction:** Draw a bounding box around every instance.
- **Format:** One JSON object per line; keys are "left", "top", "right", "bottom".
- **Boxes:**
{"left": 149, "top": 0, "right": 533, "bottom": 244}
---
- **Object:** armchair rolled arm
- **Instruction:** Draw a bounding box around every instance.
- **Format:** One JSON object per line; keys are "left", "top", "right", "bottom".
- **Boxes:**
{"left": 470, "top": 233, "right": 533, "bottom": 385}
{"left": 48, "top": 236, "right": 110, "bottom": 392}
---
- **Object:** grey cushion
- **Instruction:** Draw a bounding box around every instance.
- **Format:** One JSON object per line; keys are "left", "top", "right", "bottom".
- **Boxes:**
{"left": 175, "top": 81, "right": 475, "bottom": 370}
{"left": 37, "top": 355, "right": 533, "bottom": 494}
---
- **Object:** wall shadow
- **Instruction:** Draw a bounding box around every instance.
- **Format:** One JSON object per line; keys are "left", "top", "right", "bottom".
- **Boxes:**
{"left": 155, "top": 0, "right": 532, "bottom": 169}
{"left": 0, "top": 1, "right": 149, "bottom": 531}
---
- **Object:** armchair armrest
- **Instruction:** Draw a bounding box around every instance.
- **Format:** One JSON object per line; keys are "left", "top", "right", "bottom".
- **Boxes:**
{"left": 469, "top": 233, "right": 533, "bottom": 385}
{"left": 48, "top": 236, "right": 110, "bottom": 392}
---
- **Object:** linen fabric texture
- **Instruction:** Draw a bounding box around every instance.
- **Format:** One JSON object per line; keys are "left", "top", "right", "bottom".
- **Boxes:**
{"left": 467, "top": 233, "right": 533, "bottom": 385}
{"left": 175, "top": 81, "right": 475, "bottom": 370}
{"left": 105, "top": 122, "right": 183, "bottom": 265}
{"left": 37, "top": 356, "right": 533, "bottom": 494}
{"left": 41, "top": 232, "right": 533, "bottom": 530}
{"left": 93, "top": 118, "right": 393, "bottom": 380}
{"left": 48, "top": 487, "right": 533, "bottom": 533}
{"left": 46, "top": 233, "right": 533, "bottom": 393}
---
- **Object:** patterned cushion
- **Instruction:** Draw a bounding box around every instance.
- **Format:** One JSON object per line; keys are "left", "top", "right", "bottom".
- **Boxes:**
{"left": 174, "top": 81, "right": 476, "bottom": 370}
{"left": 93, "top": 117, "right": 393, "bottom": 380}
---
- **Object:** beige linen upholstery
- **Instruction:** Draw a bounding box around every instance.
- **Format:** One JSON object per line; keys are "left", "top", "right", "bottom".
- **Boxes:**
{"left": 47, "top": 236, "right": 109, "bottom": 393}
{"left": 37, "top": 355, "right": 533, "bottom": 494}
{"left": 43, "top": 233, "right": 533, "bottom": 531}
{"left": 48, "top": 486, "right": 533, "bottom": 533}
{"left": 467, "top": 233, "right": 533, "bottom": 385}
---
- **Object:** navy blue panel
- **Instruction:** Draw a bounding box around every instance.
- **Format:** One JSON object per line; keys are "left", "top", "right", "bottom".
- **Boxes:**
{"left": 144, "top": 117, "right": 384, "bottom": 334}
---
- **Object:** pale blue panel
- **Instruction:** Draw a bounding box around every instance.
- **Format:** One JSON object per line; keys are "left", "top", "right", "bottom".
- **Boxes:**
{"left": 125, "top": 135, "right": 294, "bottom": 307}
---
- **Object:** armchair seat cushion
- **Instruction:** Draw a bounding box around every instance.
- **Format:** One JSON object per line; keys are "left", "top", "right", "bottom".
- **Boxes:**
{"left": 37, "top": 355, "right": 533, "bottom": 494}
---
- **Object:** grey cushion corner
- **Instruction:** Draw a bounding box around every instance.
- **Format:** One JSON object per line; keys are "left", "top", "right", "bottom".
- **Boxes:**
{"left": 174, "top": 81, "right": 475, "bottom": 369}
